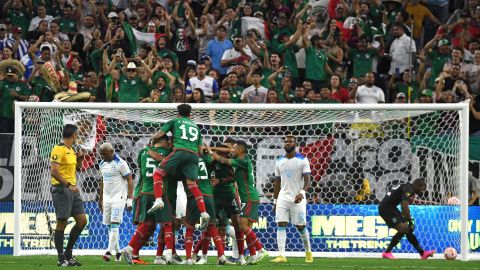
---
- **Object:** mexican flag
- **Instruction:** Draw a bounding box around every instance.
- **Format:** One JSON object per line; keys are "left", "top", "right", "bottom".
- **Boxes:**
{"left": 122, "top": 22, "right": 162, "bottom": 54}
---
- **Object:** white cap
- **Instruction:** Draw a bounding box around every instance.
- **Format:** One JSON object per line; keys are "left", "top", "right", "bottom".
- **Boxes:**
{"left": 107, "top": 12, "right": 118, "bottom": 18}
{"left": 127, "top": 62, "right": 137, "bottom": 69}
{"left": 0, "top": 24, "right": 6, "bottom": 30}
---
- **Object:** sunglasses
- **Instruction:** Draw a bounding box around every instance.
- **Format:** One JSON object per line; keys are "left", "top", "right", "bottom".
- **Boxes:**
{"left": 127, "top": 69, "right": 136, "bottom": 73}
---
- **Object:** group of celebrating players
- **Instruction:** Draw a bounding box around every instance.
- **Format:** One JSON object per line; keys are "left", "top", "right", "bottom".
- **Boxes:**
{"left": 54, "top": 103, "right": 435, "bottom": 266}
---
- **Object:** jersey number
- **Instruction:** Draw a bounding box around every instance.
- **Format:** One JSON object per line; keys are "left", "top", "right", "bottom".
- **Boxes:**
{"left": 179, "top": 124, "right": 199, "bottom": 142}
{"left": 198, "top": 161, "right": 208, "bottom": 180}
{"left": 145, "top": 157, "right": 156, "bottom": 177}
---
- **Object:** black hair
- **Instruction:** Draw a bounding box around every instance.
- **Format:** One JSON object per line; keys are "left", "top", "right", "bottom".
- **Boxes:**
{"left": 158, "top": 134, "right": 169, "bottom": 142}
{"left": 216, "top": 25, "right": 227, "bottom": 32}
{"left": 235, "top": 140, "right": 248, "bottom": 152}
{"left": 62, "top": 124, "right": 77, "bottom": 138}
{"left": 412, "top": 178, "right": 427, "bottom": 189}
{"left": 224, "top": 137, "right": 236, "bottom": 144}
{"left": 284, "top": 134, "right": 297, "bottom": 142}
{"left": 177, "top": 103, "right": 192, "bottom": 117}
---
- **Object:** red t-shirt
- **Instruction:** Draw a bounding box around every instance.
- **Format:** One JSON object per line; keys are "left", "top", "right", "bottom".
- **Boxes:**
{"left": 331, "top": 87, "right": 350, "bottom": 103}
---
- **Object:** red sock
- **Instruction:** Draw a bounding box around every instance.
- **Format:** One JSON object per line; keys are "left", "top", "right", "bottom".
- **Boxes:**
{"left": 235, "top": 231, "right": 245, "bottom": 256}
{"left": 187, "top": 182, "right": 206, "bottom": 213}
{"left": 208, "top": 225, "right": 224, "bottom": 257}
{"left": 153, "top": 169, "right": 166, "bottom": 198}
{"left": 131, "top": 223, "right": 155, "bottom": 256}
{"left": 202, "top": 233, "right": 210, "bottom": 255}
{"left": 255, "top": 237, "right": 263, "bottom": 251}
{"left": 185, "top": 227, "right": 194, "bottom": 259}
{"left": 156, "top": 227, "right": 165, "bottom": 256}
{"left": 193, "top": 231, "right": 205, "bottom": 255}
{"left": 163, "top": 223, "right": 174, "bottom": 250}
{"left": 245, "top": 228, "right": 258, "bottom": 256}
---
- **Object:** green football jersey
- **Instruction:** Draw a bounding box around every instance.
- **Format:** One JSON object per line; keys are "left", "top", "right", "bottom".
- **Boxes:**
{"left": 212, "top": 157, "right": 236, "bottom": 194}
{"left": 138, "top": 146, "right": 172, "bottom": 194}
{"left": 198, "top": 155, "right": 214, "bottom": 196}
{"left": 231, "top": 156, "right": 259, "bottom": 202}
{"left": 160, "top": 117, "right": 202, "bottom": 153}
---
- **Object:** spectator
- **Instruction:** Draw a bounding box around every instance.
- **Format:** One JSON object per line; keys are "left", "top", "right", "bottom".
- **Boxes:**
{"left": 206, "top": 25, "right": 233, "bottom": 77}
{"left": 28, "top": 5, "right": 54, "bottom": 32}
{"left": 406, "top": 0, "right": 442, "bottom": 48}
{"left": 394, "top": 92, "right": 407, "bottom": 103}
{"left": 419, "top": 89, "right": 434, "bottom": 103}
{"left": 223, "top": 71, "right": 244, "bottom": 103}
{"left": 3, "top": 0, "right": 31, "bottom": 35}
{"left": 329, "top": 75, "right": 350, "bottom": 103}
{"left": 216, "top": 88, "right": 231, "bottom": 103}
{"left": 389, "top": 23, "right": 416, "bottom": 76}
{"left": 241, "top": 71, "right": 268, "bottom": 103}
{"left": 346, "top": 35, "right": 377, "bottom": 79}
{"left": 0, "top": 67, "right": 31, "bottom": 133}
{"left": 265, "top": 88, "right": 281, "bottom": 103}
{"left": 221, "top": 35, "right": 254, "bottom": 74}
{"left": 189, "top": 87, "right": 206, "bottom": 103}
{"left": 423, "top": 36, "right": 451, "bottom": 88}
{"left": 389, "top": 70, "right": 420, "bottom": 103}
{"left": 185, "top": 62, "right": 219, "bottom": 102}
{"left": 435, "top": 63, "right": 470, "bottom": 99}
{"left": 291, "top": 85, "right": 307, "bottom": 103}
{"left": 172, "top": 86, "right": 187, "bottom": 103}
{"left": 302, "top": 34, "right": 332, "bottom": 88}
{"left": 353, "top": 72, "right": 385, "bottom": 104}
{"left": 465, "top": 50, "right": 480, "bottom": 95}
{"left": 318, "top": 87, "right": 340, "bottom": 103}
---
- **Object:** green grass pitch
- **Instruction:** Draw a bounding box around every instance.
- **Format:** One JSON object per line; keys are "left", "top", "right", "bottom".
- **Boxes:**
{"left": 0, "top": 256, "right": 479, "bottom": 270}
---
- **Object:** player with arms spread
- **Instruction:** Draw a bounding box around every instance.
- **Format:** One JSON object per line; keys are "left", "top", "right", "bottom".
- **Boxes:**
{"left": 271, "top": 135, "right": 313, "bottom": 263}
{"left": 210, "top": 140, "right": 268, "bottom": 265}
{"left": 98, "top": 142, "right": 133, "bottom": 262}
{"left": 148, "top": 104, "right": 210, "bottom": 229}
{"left": 379, "top": 178, "right": 435, "bottom": 260}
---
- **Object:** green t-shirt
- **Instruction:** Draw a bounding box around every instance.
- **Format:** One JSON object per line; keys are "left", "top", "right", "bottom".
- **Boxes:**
{"left": 305, "top": 47, "right": 329, "bottom": 81}
{"left": 231, "top": 156, "right": 259, "bottom": 202}
{"left": 158, "top": 88, "right": 172, "bottom": 103}
{"left": 157, "top": 49, "right": 179, "bottom": 63}
{"left": 275, "top": 43, "right": 300, "bottom": 78}
{"left": 30, "top": 76, "right": 54, "bottom": 102}
{"left": 7, "top": 10, "right": 29, "bottom": 34}
{"left": 350, "top": 48, "right": 376, "bottom": 78}
{"left": 0, "top": 81, "right": 31, "bottom": 118}
{"left": 198, "top": 155, "right": 214, "bottom": 196}
{"left": 138, "top": 146, "right": 172, "bottom": 194}
{"left": 70, "top": 71, "right": 84, "bottom": 82}
{"left": 118, "top": 74, "right": 142, "bottom": 103}
{"left": 226, "top": 86, "right": 244, "bottom": 103}
{"left": 90, "top": 48, "right": 103, "bottom": 75}
{"left": 428, "top": 50, "right": 450, "bottom": 87}
{"left": 59, "top": 18, "right": 77, "bottom": 34}
{"left": 393, "top": 82, "right": 419, "bottom": 103}
{"left": 212, "top": 156, "right": 236, "bottom": 194}
{"left": 160, "top": 117, "right": 202, "bottom": 152}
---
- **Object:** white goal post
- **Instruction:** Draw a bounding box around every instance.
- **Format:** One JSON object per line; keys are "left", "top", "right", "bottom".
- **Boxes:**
{"left": 13, "top": 102, "right": 475, "bottom": 260}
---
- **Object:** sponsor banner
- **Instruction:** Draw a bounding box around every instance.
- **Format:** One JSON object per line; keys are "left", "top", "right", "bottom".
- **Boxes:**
{"left": 1, "top": 202, "right": 479, "bottom": 255}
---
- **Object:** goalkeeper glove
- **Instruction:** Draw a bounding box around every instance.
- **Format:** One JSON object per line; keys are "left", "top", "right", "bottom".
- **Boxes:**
{"left": 407, "top": 218, "right": 415, "bottom": 231}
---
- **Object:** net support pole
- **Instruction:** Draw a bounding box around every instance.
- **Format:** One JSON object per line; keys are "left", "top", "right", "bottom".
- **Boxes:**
{"left": 13, "top": 103, "right": 23, "bottom": 256}
{"left": 460, "top": 102, "right": 470, "bottom": 261}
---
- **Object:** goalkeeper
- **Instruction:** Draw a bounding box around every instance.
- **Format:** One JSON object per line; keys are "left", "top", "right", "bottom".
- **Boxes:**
{"left": 379, "top": 178, "right": 435, "bottom": 260}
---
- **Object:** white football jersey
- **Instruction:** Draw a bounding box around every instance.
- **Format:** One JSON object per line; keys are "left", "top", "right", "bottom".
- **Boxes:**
{"left": 275, "top": 153, "right": 311, "bottom": 202}
{"left": 100, "top": 154, "right": 131, "bottom": 203}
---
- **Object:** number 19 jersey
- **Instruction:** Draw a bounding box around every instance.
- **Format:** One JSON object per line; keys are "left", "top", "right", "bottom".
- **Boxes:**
{"left": 160, "top": 117, "right": 202, "bottom": 153}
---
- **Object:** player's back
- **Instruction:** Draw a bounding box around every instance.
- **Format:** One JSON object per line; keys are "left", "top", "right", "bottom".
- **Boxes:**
{"left": 161, "top": 117, "right": 201, "bottom": 153}
{"left": 100, "top": 154, "right": 131, "bottom": 203}
{"left": 197, "top": 155, "right": 214, "bottom": 197}
{"left": 139, "top": 146, "right": 172, "bottom": 194}
{"left": 276, "top": 153, "right": 311, "bottom": 202}
{"left": 379, "top": 183, "right": 414, "bottom": 209}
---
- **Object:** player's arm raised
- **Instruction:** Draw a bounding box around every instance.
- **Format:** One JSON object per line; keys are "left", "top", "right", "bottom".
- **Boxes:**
{"left": 210, "top": 149, "right": 233, "bottom": 166}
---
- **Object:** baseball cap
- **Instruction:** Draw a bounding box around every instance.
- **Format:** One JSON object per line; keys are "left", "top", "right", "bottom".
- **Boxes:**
{"left": 438, "top": 39, "right": 449, "bottom": 47}
{"left": 254, "top": 11, "right": 263, "bottom": 17}
{"left": 5, "top": 67, "right": 17, "bottom": 76}
{"left": 127, "top": 62, "right": 137, "bottom": 69}
{"left": 12, "top": 26, "right": 22, "bottom": 33}
{"left": 421, "top": 89, "right": 433, "bottom": 96}
{"left": 396, "top": 92, "right": 406, "bottom": 98}
{"left": 107, "top": 12, "right": 119, "bottom": 19}
{"left": 0, "top": 24, "right": 6, "bottom": 30}
{"left": 200, "top": 55, "right": 211, "bottom": 62}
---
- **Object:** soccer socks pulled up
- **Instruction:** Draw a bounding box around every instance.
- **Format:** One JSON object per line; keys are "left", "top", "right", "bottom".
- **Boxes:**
{"left": 163, "top": 224, "right": 175, "bottom": 250}
{"left": 299, "top": 228, "right": 311, "bottom": 252}
{"left": 208, "top": 225, "right": 225, "bottom": 257}
{"left": 153, "top": 169, "right": 166, "bottom": 198}
{"left": 235, "top": 231, "right": 245, "bottom": 257}
{"left": 65, "top": 225, "right": 83, "bottom": 258}
{"left": 131, "top": 223, "right": 155, "bottom": 256}
{"left": 107, "top": 224, "right": 120, "bottom": 254}
{"left": 245, "top": 228, "right": 258, "bottom": 256}
{"left": 202, "top": 232, "right": 211, "bottom": 255}
{"left": 187, "top": 182, "right": 206, "bottom": 213}
{"left": 54, "top": 230, "right": 65, "bottom": 262}
{"left": 156, "top": 227, "right": 165, "bottom": 256}
{"left": 194, "top": 231, "right": 208, "bottom": 255}
{"left": 185, "top": 227, "right": 194, "bottom": 259}
{"left": 226, "top": 225, "right": 239, "bottom": 258}
{"left": 277, "top": 227, "right": 287, "bottom": 256}
{"left": 386, "top": 232, "right": 404, "bottom": 253}
{"left": 406, "top": 232, "right": 424, "bottom": 255}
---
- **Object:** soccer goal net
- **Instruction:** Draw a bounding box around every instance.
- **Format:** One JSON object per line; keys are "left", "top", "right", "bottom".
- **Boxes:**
{"left": 13, "top": 102, "right": 474, "bottom": 260}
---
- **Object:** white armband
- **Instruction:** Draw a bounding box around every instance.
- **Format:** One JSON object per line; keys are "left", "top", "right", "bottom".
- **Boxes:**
{"left": 126, "top": 198, "right": 133, "bottom": 208}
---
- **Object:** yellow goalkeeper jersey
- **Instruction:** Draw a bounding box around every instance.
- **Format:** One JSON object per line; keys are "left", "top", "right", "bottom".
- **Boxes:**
{"left": 50, "top": 143, "right": 77, "bottom": 185}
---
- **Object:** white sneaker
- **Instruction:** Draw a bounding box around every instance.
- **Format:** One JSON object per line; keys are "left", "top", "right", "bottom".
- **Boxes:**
{"left": 185, "top": 259, "right": 194, "bottom": 265}
{"left": 153, "top": 256, "right": 166, "bottom": 265}
{"left": 164, "top": 250, "right": 173, "bottom": 264}
{"left": 238, "top": 257, "right": 247, "bottom": 265}
{"left": 218, "top": 255, "right": 227, "bottom": 265}
{"left": 195, "top": 257, "right": 208, "bottom": 265}
{"left": 246, "top": 255, "right": 258, "bottom": 265}
{"left": 147, "top": 198, "right": 164, "bottom": 214}
{"left": 199, "top": 212, "right": 210, "bottom": 231}
{"left": 121, "top": 246, "right": 133, "bottom": 265}
{"left": 256, "top": 249, "right": 269, "bottom": 263}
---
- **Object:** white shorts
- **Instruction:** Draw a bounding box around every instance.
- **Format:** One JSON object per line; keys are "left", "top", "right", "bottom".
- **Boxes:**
{"left": 176, "top": 181, "right": 187, "bottom": 218}
{"left": 275, "top": 198, "right": 307, "bottom": 226}
{"left": 102, "top": 200, "right": 125, "bottom": 225}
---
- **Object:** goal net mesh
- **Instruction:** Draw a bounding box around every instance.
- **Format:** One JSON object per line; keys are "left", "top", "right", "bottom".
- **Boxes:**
{"left": 17, "top": 105, "right": 467, "bottom": 257}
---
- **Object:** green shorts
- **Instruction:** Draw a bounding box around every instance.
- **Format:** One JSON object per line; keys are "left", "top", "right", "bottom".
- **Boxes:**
{"left": 137, "top": 194, "right": 173, "bottom": 224}
{"left": 132, "top": 196, "right": 142, "bottom": 225}
{"left": 214, "top": 190, "right": 241, "bottom": 224}
{"left": 185, "top": 196, "right": 217, "bottom": 225}
{"left": 161, "top": 149, "right": 199, "bottom": 181}
{"left": 240, "top": 201, "right": 259, "bottom": 223}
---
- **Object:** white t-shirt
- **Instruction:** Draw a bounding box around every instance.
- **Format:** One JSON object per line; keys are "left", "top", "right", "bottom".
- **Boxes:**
{"left": 275, "top": 153, "right": 311, "bottom": 203}
{"left": 355, "top": 85, "right": 385, "bottom": 104}
{"left": 389, "top": 33, "right": 416, "bottom": 75}
{"left": 241, "top": 85, "right": 268, "bottom": 103}
{"left": 100, "top": 154, "right": 131, "bottom": 203}
{"left": 221, "top": 46, "right": 255, "bottom": 74}
{"left": 186, "top": 76, "right": 218, "bottom": 102}
{"left": 28, "top": 15, "right": 54, "bottom": 31}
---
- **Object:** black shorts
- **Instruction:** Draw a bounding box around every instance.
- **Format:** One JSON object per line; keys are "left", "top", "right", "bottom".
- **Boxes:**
{"left": 51, "top": 185, "right": 85, "bottom": 220}
{"left": 378, "top": 205, "right": 405, "bottom": 228}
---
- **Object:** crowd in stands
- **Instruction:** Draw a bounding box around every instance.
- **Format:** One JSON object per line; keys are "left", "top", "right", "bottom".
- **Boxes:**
{"left": 0, "top": 0, "right": 480, "bottom": 134}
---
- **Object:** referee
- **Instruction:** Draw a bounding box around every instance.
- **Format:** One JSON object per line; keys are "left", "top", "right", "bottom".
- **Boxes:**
{"left": 50, "top": 124, "right": 87, "bottom": 266}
